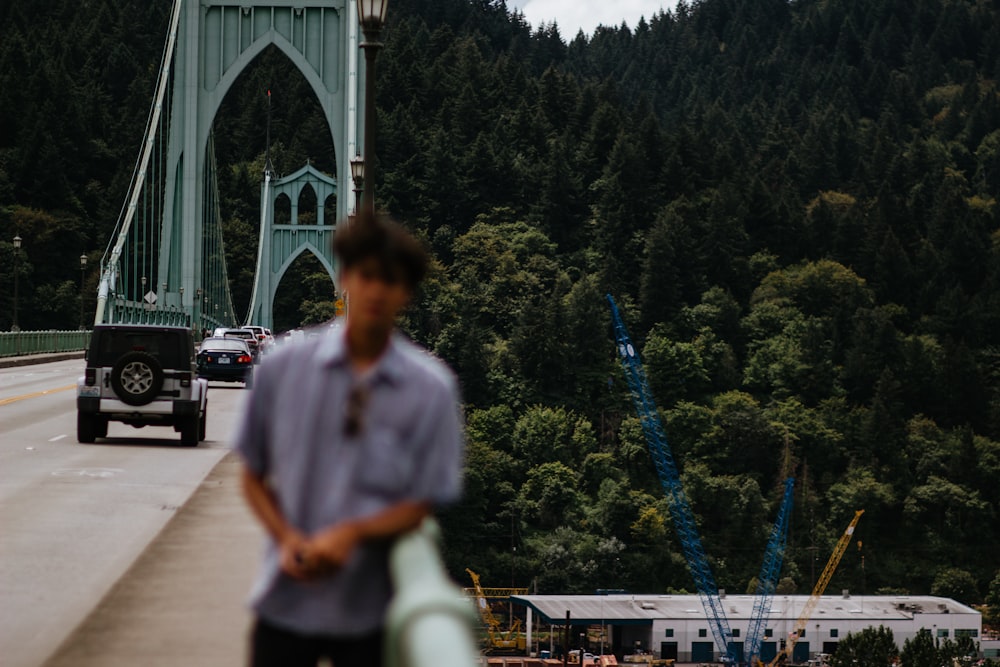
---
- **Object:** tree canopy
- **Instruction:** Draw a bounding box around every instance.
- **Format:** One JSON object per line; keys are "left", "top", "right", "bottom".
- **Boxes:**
{"left": 2, "top": 0, "right": 999, "bottom": 605}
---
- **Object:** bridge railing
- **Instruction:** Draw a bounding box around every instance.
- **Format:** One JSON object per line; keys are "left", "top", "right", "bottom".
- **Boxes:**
{"left": 386, "top": 518, "right": 480, "bottom": 667}
{"left": 105, "top": 299, "right": 191, "bottom": 328}
{"left": 0, "top": 330, "right": 92, "bottom": 358}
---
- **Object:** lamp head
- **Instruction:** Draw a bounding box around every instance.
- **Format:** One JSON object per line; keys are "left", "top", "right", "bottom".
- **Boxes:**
{"left": 13, "top": 235, "right": 21, "bottom": 249}
{"left": 356, "top": 0, "right": 388, "bottom": 39}
{"left": 350, "top": 154, "right": 365, "bottom": 186}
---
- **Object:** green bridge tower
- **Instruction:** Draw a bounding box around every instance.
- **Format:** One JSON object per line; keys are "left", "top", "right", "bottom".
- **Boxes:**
{"left": 159, "top": 0, "right": 360, "bottom": 325}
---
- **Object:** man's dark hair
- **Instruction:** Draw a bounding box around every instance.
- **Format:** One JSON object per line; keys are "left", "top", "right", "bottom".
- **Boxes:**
{"left": 332, "top": 211, "right": 429, "bottom": 288}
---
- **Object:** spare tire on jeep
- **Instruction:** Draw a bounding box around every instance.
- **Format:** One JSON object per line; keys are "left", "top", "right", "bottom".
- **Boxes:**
{"left": 110, "top": 351, "right": 164, "bottom": 406}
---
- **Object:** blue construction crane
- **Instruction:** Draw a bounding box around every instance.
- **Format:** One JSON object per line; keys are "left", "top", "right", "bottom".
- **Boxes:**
{"left": 744, "top": 478, "right": 795, "bottom": 667}
{"left": 607, "top": 294, "right": 737, "bottom": 663}
{"left": 607, "top": 294, "right": 794, "bottom": 665}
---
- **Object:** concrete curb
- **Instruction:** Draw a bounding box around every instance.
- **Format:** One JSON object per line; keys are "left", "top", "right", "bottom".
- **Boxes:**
{"left": 0, "top": 351, "right": 85, "bottom": 368}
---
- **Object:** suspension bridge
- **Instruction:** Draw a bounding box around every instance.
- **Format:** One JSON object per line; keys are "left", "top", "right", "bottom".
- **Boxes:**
{"left": 94, "top": 0, "right": 362, "bottom": 332}
{"left": 68, "top": 3, "right": 481, "bottom": 663}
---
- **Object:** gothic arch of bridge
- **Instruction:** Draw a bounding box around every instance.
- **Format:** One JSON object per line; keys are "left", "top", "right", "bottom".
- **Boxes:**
{"left": 158, "top": 0, "right": 360, "bottom": 322}
{"left": 246, "top": 164, "right": 339, "bottom": 329}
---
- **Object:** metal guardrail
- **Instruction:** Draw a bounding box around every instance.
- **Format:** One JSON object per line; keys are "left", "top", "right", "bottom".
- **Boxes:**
{"left": 105, "top": 300, "right": 191, "bottom": 327}
{"left": 0, "top": 330, "right": 91, "bottom": 358}
{"left": 386, "top": 518, "right": 480, "bottom": 667}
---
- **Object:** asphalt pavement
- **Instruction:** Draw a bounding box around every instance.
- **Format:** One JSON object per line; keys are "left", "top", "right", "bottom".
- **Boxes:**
{"left": 1, "top": 352, "right": 263, "bottom": 667}
{"left": 42, "top": 451, "right": 262, "bottom": 667}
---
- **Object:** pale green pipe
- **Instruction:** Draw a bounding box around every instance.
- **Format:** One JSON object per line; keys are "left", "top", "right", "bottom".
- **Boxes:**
{"left": 386, "top": 519, "right": 481, "bottom": 667}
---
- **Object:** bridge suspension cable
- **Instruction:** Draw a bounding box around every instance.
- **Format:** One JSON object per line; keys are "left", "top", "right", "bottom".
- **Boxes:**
{"left": 95, "top": 0, "right": 182, "bottom": 326}
{"left": 94, "top": 0, "right": 237, "bottom": 333}
{"left": 201, "top": 132, "right": 238, "bottom": 332}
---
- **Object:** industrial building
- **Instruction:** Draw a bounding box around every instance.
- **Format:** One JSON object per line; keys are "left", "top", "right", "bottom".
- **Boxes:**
{"left": 511, "top": 593, "right": 983, "bottom": 663}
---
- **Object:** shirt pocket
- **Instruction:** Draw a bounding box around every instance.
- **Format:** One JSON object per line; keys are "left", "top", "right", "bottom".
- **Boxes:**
{"left": 356, "top": 425, "right": 413, "bottom": 499}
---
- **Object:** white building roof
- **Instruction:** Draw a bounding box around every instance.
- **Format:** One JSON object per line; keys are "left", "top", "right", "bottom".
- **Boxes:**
{"left": 511, "top": 594, "right": 979, "bottom": 625}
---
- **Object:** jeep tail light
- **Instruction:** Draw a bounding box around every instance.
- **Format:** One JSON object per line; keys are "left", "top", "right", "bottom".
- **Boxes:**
{"left": 85, "top": 368, "right": 96, "bottom": 386}
{"left": 178, "top": 372, "right": 192, "bottom": 387}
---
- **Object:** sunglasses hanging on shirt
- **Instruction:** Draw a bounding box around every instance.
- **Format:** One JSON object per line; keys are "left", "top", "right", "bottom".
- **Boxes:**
{"left": 344, "top": 383, "right": 370, "bottom": 437}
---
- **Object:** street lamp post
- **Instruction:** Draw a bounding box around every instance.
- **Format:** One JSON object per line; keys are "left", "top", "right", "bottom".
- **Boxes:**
{"left": 79, "top": 254, "right": 87, "bottom": 330}
{"left": 195, "top": 288, "right": 202, "bottom": 336}
{"left": 357, "top": 0, "right": 388, "bottom": 217}
{"left": 12, "top": 235, "right": 22, "bottom": 332}
{"left": 350, "top": 152, "right": 365, "bottom": 216}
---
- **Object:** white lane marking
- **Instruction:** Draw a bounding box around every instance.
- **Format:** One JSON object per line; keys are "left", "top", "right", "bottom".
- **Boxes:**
{"left": 52, "top": 468, "right": 125, "bottom": 478}
{"left": 49, "top": 434, "right": 67, "bottom": 442}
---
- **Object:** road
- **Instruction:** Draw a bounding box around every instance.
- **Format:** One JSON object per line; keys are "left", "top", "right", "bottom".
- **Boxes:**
{"left": 0, "top": 359, "right": 259, "bottom": 667}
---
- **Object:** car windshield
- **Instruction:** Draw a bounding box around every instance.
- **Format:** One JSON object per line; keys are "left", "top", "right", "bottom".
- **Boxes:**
{"left": 200, "top": 338, "right": 247, "bottom": 352}
{"left": 222, "top": 330, "right": 253, "bottom": 339}
{"left": 90, "top": 329, "right": 185, "bottom": 367}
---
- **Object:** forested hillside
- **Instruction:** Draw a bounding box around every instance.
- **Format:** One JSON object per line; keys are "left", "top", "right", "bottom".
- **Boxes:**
{"left": 1, "top": 0, "right": 999, "bottom": 614}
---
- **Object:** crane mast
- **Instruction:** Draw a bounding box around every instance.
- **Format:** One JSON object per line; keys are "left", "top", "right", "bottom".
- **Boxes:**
{"left": 466, "top": 568, "right": 503, "bottom": 633}
{"left": 745, "top": 478, "right": 796, "bottom": 667}
{"left": 607, "top": 294, "right": 737, "bottom": 663}
{"left": 465, "top": 568, "right": 525, "bottom": 653}
{"left": 768, "top": 510, "right": 864, "bottom": 666}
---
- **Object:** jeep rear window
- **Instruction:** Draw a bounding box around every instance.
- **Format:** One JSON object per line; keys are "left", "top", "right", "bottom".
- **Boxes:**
{"left": 90, "top": 331, "right": 185, "bottom": 367}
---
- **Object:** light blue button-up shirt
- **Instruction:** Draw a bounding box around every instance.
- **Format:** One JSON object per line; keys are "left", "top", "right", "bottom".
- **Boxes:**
{"left": 233, "top": 325, "right": 465, "bottom": 636}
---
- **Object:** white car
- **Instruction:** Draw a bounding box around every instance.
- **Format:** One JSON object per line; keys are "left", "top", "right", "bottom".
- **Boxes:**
{"left": 243, "top": 325, "right": 272, "bottom": 353}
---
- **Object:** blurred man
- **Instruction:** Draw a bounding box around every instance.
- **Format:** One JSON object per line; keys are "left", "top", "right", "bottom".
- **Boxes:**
{"left": 233, "top": 212, "right": 465, "bottom": 667}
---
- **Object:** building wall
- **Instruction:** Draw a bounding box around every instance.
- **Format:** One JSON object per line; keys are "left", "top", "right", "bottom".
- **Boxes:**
{"left": 515, "top": 596, "right": 982, "bottom": 662}
{"left": 648, "top": 612, "right": 983, "bottom": 663}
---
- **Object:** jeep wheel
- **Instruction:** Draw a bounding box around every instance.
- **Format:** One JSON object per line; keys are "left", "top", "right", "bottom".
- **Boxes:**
{"left": 198, "top": 409, "right": 207, "bottom": 441}
{"left": 96, "top": 416, "right": 109, "bottom": 438}
{"left": 110, "top": 352, "right": 164, "bottom": 406}
{"left": 77, "top": 412, "right": 97, "bottom": 443}
{"left": 180, "top": 415, "right": 199, "bottom": 447}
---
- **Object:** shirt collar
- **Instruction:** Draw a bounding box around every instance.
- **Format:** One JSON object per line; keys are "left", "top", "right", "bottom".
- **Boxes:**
{"left": 315, "top": 322, "right": 405, "bottom": 386}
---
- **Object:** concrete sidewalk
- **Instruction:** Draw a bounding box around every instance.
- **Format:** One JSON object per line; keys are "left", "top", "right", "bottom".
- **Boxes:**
{"left": 0, "top": 351, "right": 84, "bottom": 369}
{"left": 42, "top": 452, "right": 264, "bottom": 667}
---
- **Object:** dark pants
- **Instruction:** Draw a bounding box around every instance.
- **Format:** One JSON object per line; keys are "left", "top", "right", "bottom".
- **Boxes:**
{"left": 250, "top": 617, "right": 384, "bottom": 667}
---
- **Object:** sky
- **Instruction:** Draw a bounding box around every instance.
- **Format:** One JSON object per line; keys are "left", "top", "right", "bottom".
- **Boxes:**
{"left": 509, "top": 0, "right": 679, "bottom": 39}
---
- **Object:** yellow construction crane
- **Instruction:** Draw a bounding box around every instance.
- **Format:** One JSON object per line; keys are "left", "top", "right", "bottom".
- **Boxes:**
{"left": 465, "top": 568, "right": 527, "bottom": 654}
{"left": 767, "top": 510, "right": 865, "bottom": 667}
